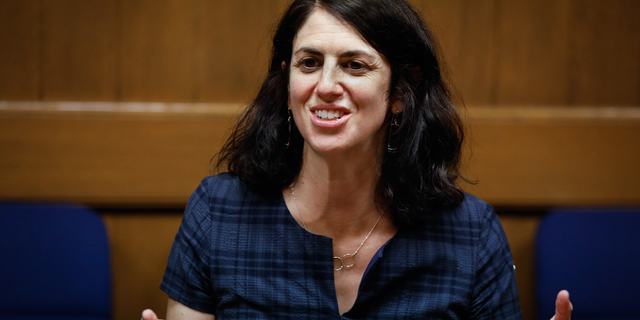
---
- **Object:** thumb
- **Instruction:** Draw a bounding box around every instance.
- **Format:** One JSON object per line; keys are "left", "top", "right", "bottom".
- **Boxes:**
{"left": 553, "top": 290, "right": 573, "bottom": 320}
{"left": 142, "top": 309, "right": 160, "bottom": 320}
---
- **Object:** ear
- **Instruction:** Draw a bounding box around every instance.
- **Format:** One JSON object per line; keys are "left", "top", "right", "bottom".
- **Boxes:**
{"left": 391, "top": 100, "right": 403, "bottom": 114}
{"left": 284, "top": 61, "right": 290, "bottom": 106}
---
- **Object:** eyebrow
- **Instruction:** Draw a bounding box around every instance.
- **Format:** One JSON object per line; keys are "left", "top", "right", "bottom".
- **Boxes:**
{"left": 293, "top": 47, "right": 375, "bottom": 59}
{"left": 294, "top": 47, "right": 323, "bottom": 56}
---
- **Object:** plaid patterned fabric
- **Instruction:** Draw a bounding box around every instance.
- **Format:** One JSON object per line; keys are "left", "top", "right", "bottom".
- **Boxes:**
{"left": 161, "top": 173, "right": 522, "bottom": 319}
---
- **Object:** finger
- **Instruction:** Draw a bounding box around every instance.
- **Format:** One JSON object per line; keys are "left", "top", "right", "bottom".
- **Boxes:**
{"left": 554, "top": 290, "right": 573, "bottom": 320}
{"left": 142, "top": 309, "right": 159, "bottom": 320}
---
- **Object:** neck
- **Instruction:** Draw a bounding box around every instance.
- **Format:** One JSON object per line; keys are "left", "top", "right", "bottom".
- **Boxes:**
{"left": 290, "top": 142, "right": 385, "bottom": 238}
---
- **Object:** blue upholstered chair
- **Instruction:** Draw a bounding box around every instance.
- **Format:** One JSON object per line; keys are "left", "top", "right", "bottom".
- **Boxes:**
{"left": 0, "top": 203, "right": 112, "bottom": 320}
{"left": 536, "top": 208, "right": 640, "bottom": 320}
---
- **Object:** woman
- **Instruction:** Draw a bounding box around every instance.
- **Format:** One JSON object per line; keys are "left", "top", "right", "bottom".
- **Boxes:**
{"left": 144, "top": 0, "right": 573, "bottom": 318}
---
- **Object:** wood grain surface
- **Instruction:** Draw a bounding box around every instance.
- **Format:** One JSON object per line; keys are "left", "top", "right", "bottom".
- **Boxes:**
{"left": 2, "top": 0, "right": 639, "bottom": 106}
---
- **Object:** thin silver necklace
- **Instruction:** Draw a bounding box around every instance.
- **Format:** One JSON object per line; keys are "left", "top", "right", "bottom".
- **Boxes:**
{"left": 290, "top": 184, "right": 384, "bottom": 271}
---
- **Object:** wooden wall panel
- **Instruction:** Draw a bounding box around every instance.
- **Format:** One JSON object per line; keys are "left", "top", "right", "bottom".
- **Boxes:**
{"left": 416, "top": 0, "right": 497, "bottom": 105}
{"left": 41, "top": 0, "right": 118, "bottom": 101}
{"left": 194, "top": 0, "right": 282, "bottom": 102}
{"left": 1, "top": 103, "right": 639, "bottom": 207}
{"left": 412, "top": 0, "right": 464, "bottom": 100}
{"left": 0, "top": 0, "right": 40, "bottom": 100}
{"left": 500, "top": 214, "right": 541, "bottom": 320}
{"left": 570, "top": 0, "right": 640, "bottom": 106}
{"left": 450, "top": 1, "right": 497, "bottom": 105}
{"left": 121, "top": 0, "right": 197, "bottom": 101}
{"left": 102, "top": 212, "right": 182, "bottom": 320}
{"left": 0, "top": 107, "right": 236, "bottom": 205}
{"left": 493, "top": 0, "right": 572, "bottom": 105}
{"left": 463, "top": 111, "right": 640, "bottom": 206}
{"left": 2, "top": 1, "right": 640, "bottom": 105}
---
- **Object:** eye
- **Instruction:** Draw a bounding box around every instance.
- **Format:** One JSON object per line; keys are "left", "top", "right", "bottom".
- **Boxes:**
{"left": 298, "top": 58, "right": 321, "bottom": 72}
{"left": 344, "top": 60, "right": 369, "bottom": 75}
{"left": 348, "top": 61, "right": 364, "bottom": 70}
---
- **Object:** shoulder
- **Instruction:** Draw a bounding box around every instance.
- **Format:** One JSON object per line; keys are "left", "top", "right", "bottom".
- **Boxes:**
{"left": 407, "top": 193, "right": 499, "bottom": 243}
{"left": 452, "top": 193, "right": 494, "bottom": 221}
{"left": 193, "top": 172, "right": 281, "bottom": 214}
{"left": 199, "top": 172, "right": 246, "bottom": 197}
{"left": 431, "top": 193, "right": 495, "bottom": 226}
{"left": 436, "top": 194, "right": 512, "bottom": 262}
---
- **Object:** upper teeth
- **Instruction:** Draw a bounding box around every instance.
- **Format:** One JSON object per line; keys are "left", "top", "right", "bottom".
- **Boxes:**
{"left": 315, "top": 110, "right": 344, "bottom": 120}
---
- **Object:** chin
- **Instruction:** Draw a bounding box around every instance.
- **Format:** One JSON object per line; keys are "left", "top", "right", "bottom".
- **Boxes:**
{"left": 304, "top": 139, "right": 351, "bottom": 155}
{"left": 308, "top": 144, "right": 349, "bottom": 155}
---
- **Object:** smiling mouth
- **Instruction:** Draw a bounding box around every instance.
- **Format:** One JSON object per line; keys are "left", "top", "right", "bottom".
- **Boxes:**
{"left": 314, "top": 109, "right": 345, "bottom": 120}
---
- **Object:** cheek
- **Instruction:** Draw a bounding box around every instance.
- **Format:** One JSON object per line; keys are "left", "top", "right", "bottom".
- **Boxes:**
{"left": 350, "top": 80, "right": 391, "bottom": 113}
{"left": 289, "top": 75, "right": 315, "bottom": 104}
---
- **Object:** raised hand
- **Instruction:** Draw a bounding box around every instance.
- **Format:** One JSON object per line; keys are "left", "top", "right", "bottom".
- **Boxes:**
{"left": 142, "top": 309, "right": 161, "bottom": 320}
{"left": 550, "top": 290, "right": 573, "bottom": 320}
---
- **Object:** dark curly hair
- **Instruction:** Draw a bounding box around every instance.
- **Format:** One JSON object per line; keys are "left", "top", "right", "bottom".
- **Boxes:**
{"left": 215, "top": 0, "right": 465, "bottom": 227}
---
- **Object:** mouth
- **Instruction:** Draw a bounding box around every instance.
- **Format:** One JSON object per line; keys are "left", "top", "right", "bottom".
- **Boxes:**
{"left": 313, "top": 109, "right": 345, "bottom": 120}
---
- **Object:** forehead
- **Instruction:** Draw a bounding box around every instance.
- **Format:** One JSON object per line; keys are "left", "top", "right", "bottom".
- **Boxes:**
{"left": 292, "top": 8, "right": 376, "bottom": 54}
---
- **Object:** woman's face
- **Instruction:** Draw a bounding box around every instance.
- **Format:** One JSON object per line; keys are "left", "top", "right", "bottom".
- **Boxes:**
{"left": 288, "top": 8, "right": 395, "bottom": 158}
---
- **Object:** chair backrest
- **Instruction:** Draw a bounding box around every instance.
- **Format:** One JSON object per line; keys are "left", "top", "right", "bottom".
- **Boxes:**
{"left": 0, "top": 203, "right": 111, "bottom": 320}
{"left": 536, "top": 208, "right": 640, "bottom": 320}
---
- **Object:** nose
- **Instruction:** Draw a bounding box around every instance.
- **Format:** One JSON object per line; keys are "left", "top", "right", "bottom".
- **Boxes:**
{"left": 315, "top": 65, "right": 343, "bottom": 100}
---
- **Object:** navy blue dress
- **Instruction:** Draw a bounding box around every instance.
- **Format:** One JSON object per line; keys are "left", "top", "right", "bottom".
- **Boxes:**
{"left": 161, "top": 173, "right": 522, "bottom": 319}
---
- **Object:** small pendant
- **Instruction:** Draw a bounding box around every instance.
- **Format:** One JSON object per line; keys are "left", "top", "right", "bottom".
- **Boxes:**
{"left": 333, "top": 253, "right": 356, "bottom": 271}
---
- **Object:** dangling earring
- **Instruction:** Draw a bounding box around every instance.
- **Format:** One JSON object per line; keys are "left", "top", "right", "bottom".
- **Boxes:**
{"left": 286, "top": 108, "right": 292, "bottom": 149}
{"left": 387, "top": 113, "right": 399, "bottom": 153}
